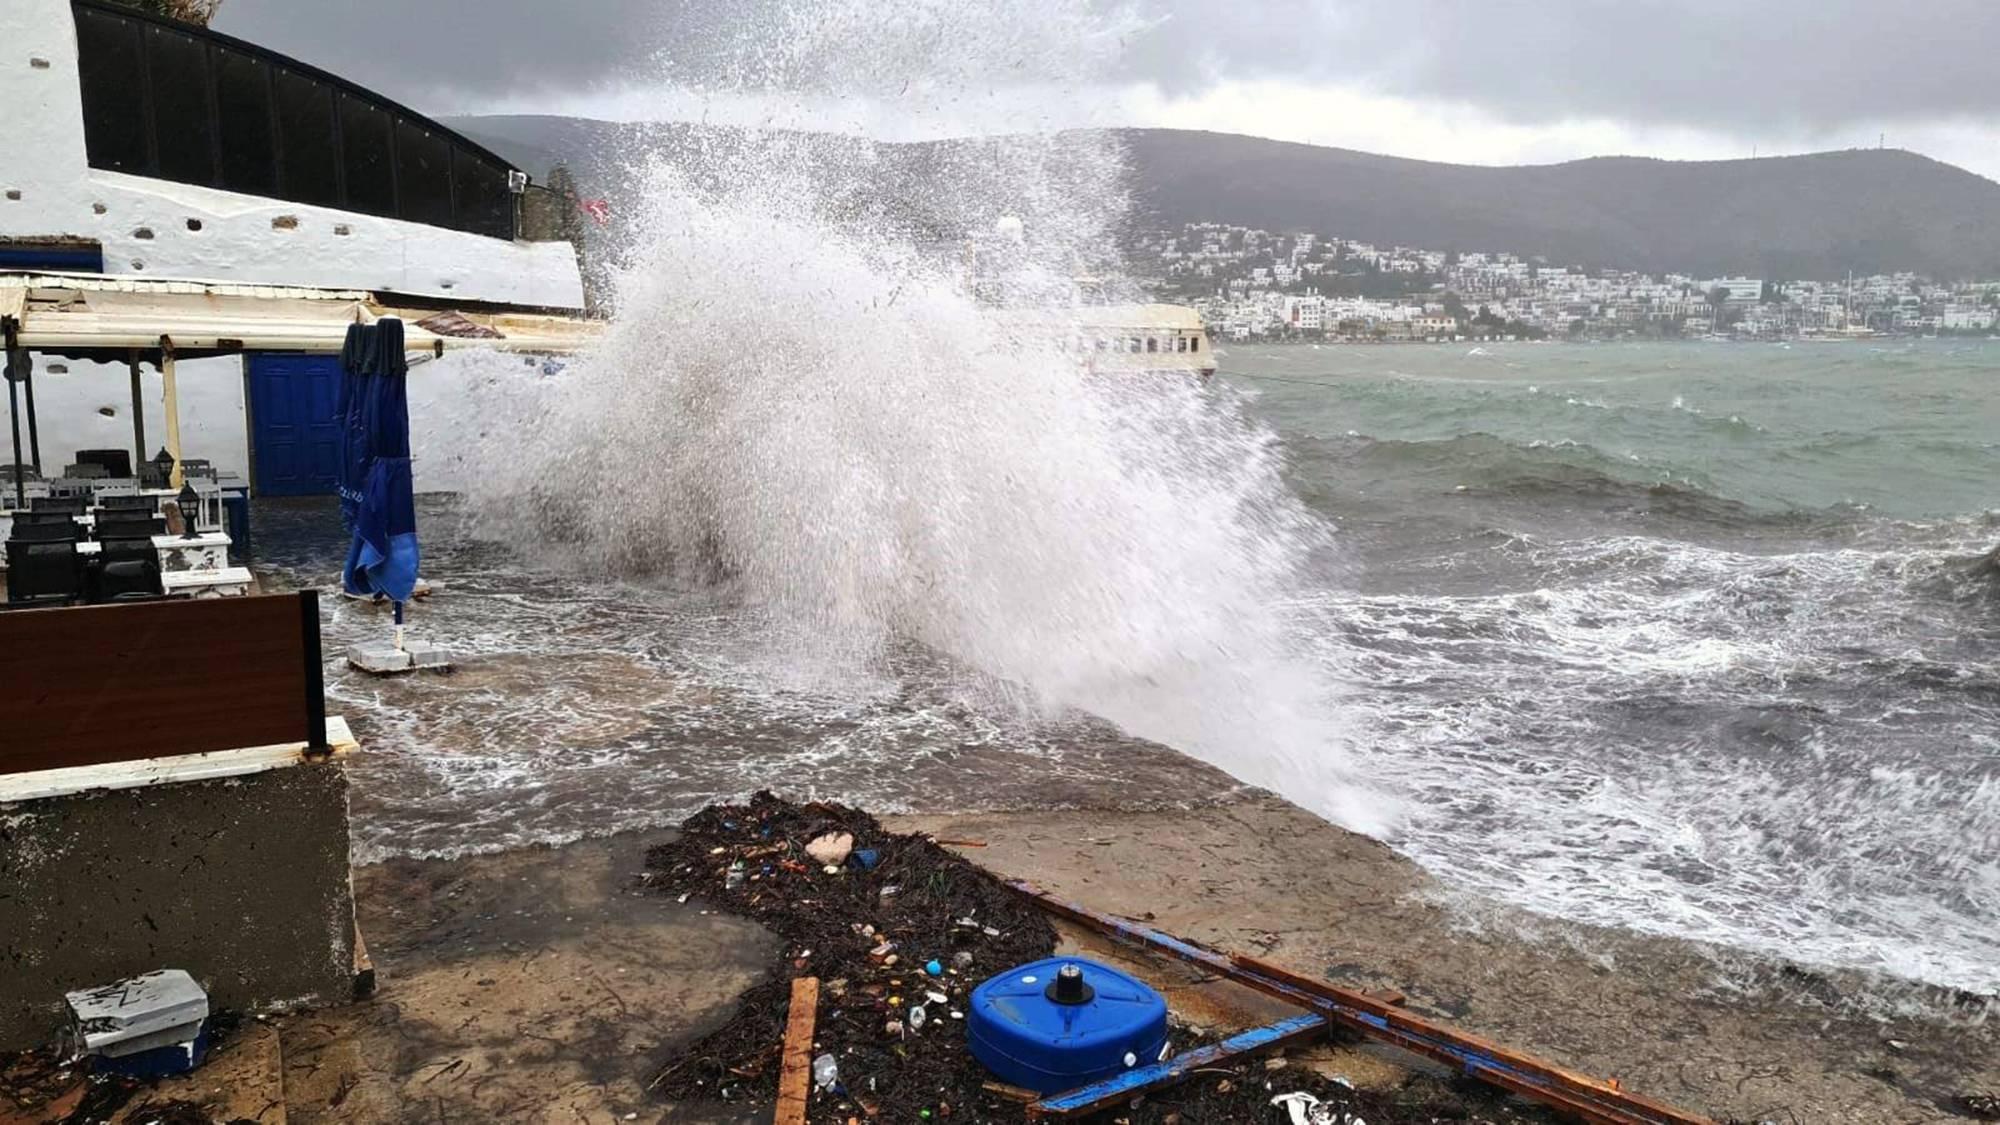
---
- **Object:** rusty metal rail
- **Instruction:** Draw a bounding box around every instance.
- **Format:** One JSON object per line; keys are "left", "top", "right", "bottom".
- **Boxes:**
{"left": 1008, "top": 879, "right": 1714, "bottom": 1125}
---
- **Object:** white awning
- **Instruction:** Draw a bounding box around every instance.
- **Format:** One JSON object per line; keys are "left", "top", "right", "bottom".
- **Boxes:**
{"left": 1, "top": 270, "right": 603, "bottom": 356}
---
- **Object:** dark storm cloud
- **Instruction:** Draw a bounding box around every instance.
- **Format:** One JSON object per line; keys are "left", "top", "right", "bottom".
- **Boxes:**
{"left": 212, "top": 0, "right": 730, "bottom": 108}
{"left": 216, "top": 0, "right": 2000, "bottom": 134}
{"left": 1123, "top": 0, "right": 2000, "bottom": 133}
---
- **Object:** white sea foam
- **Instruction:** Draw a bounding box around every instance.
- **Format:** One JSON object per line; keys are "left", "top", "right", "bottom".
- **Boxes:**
{"left": 1310, "top": 525, "right": 2000, "bottom": 996}
{"left": 446, "top": 0, "right": 1388, "bottom": 834}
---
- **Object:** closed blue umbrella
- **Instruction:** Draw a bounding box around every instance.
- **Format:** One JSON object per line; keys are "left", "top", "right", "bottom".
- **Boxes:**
{"left": 338, "top": 319, "right": 420, "bottom": 630}
{"left": 336, "top": 322, "right": 373, "bottom": 534}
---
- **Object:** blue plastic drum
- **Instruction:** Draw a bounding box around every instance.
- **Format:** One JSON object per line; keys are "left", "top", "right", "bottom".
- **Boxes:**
{"left": 967, "top": 957, "right": 1168, "bottom": 1094}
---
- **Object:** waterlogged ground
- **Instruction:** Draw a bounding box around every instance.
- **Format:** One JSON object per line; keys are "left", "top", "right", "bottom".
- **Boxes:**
{"left": 255, "top": 498, "right": 1247, "bottom": 865}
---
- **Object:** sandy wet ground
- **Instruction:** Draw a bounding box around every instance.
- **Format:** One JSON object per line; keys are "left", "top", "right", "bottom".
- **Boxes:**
{"left": 895, "top": 796, "right": 2000, "bottom": 1123}
{"left": 102, "top": 789, "right": 1998, "bottom": 1125}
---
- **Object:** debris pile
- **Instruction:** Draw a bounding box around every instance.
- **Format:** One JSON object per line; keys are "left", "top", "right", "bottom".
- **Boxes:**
{"left": 0, "top": 1046, "right": 212, "bottom": 1124}
{"left": 642, "top": 795, "right": 1564, "bottom": 1123}
{"left": 644, "top": 792, "right": 1057, "bottom": 1120}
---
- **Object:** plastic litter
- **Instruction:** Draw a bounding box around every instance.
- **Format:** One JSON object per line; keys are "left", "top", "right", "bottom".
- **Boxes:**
{"left": 64, "top": 970, "right": 210, "bottom": 1080}
{"left": 1271, "top": 1091, "right": 1366, "bottom": 1125}
{"left": 806, "top": 832, "right": 854, "bottom": 866}
{"left": 925, "top": 959, "right": 943, "bottom": 976}
{"left": 813, "top": 1053, "right": 839, "bottom": 1091}
{"left": 908, "top": 1005, "right": 928, "bottom": 1030}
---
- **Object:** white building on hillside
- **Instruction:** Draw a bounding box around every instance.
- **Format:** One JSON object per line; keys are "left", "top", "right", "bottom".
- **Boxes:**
{"left": 1704, "top": 277, "right": 1765, "bottom": 304}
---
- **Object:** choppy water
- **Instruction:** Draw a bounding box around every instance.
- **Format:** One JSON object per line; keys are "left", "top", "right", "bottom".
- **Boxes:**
{"left": 1236, "top": 340, "right": 2000, "bottom": 995}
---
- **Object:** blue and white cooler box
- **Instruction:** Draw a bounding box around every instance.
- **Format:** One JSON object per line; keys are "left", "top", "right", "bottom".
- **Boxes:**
{"left": 967, "top": 957, "right": 1169, "bottom": 1094}
{"left": 65, "top": 969, "right": 210, "bottom": 1079}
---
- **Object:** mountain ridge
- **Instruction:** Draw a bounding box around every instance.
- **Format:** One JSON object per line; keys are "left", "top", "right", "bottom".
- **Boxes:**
{"left": 443, "top": 116, "right": 2000, "bottom": 280}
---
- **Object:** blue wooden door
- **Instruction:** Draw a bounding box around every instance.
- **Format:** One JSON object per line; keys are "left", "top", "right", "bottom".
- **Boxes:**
{"left": 248, "top": 354, "right": 343, "bottom": 496}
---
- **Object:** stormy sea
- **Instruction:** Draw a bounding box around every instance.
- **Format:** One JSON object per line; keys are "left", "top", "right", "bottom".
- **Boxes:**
{"left": 249, "top": 0, "right": 1996, "bottom": 1012}
{"left": 257, "top": 337, "right": 2000, "bottom": 1009}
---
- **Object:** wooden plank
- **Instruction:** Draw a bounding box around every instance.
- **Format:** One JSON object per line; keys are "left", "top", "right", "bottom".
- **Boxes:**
{"left": 0, "top": 717, "right": 354, "bottom": 803}
{"left": 0, "top": 594, "right": 313, "bottom": 775}
{"left": 774, "top": 976, "right": 819, "bottom": 1125}
{"left": 1030, "top": 1014, "right": 1327, "bottom": 1118}
{"left": 1009, "top": 880, "right": 1714, "bottom": 1125}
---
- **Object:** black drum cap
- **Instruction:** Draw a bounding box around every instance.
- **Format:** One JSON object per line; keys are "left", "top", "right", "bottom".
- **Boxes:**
{"left": 1045, "top": 963, "right": 1095, "bottom": 1005}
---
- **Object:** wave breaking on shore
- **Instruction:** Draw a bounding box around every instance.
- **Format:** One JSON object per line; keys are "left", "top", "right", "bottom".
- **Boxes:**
{"left": 452, "top": 0, "right": 1385, "bottom": 831}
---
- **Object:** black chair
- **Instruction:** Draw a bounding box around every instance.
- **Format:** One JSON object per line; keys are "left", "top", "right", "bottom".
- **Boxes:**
{"left": 30, "top": 496, "right": 85, "bottom": 514}
{"left": 5, "top": 540, "right": 85, "bottom": 606}
{"left": 76, "top": 449, "right": 134, "bottom": 478}
{"left": 94, "top": 515, "right": 166, "bottom": 541}
{"left": 9, "top": 519, "right": 81, "bottom": 543}
{"left": 98, "top": 494, "right": 160, "bottom": 513}
{"left": 90, "top": 536, "right": 161, "bottom": 601}
{"left": 13, "top": 510, "right": 79, "bottom": 528}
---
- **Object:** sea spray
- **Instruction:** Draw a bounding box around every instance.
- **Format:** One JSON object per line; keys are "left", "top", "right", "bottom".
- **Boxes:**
{"left": 454, "top": 1, "right": 1391, "bottom": 832}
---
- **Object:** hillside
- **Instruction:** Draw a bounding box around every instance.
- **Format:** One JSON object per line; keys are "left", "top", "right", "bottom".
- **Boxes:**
{"left": 1117, "top": 130, "right": 2000, "bottom": 281}
{"left": 445, "top": 116, "right": 2000, "bottom": 280}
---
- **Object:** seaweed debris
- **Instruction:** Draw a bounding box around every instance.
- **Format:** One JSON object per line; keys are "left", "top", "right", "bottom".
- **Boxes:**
{"left": 641, "top": 794, "right": 1563, "bottom": 1124}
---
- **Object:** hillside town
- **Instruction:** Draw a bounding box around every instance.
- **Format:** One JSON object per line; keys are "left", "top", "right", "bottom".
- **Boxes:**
{"left": 1134, "top": 222, "right": 2000, "bottom": 342}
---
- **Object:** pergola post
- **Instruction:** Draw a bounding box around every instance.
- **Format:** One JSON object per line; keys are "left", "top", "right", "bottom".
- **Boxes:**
{"left": 4, "top": 318, "right": 23, "bottom": 509}
{"left": 160, "top": 335, "right": 183, "bottom": 490}
{"left": 128, "top": 349, "right": 147, "bottom": 477}
{"left": 5, "top": 353, "right": 22, "bottom": 510}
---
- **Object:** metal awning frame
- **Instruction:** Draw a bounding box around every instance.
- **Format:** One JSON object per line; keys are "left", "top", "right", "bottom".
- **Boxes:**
{"left": 2, "top": 270, "right": 602, "bottom": 505}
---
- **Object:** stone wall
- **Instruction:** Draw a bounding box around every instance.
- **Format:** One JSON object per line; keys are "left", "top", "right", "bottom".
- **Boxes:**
{"left": 0, "top": 762, "right": 357, "bottom": 1051}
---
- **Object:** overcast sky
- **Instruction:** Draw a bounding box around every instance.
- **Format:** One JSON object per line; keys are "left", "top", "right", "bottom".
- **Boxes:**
{"left": 215, "top": 0, "right": 2000, "bottom": 180}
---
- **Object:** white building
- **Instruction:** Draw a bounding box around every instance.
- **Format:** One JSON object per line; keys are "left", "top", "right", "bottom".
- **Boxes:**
{"left": 1941, "top": 306, "right": 1995, "bottom": 331}
{"left": 1704, "top": 277, "right": 1765, "bottom": 304}
{"left": 3, "top": 0, "right": 586, "bottom": 491}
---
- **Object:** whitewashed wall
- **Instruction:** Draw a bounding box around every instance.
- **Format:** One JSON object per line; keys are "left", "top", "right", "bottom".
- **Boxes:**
{"left": 19, "top": 355, "right": 248, "bottom": 480}
{"left": 19, "top": 349, "right": 541, "bottom": 492}
{"left": 0, "top": 0, "right": 585, "bottom": 309}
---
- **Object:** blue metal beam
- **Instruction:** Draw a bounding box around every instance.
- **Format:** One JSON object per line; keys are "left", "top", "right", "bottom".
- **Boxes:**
{"left": 1030, "top": 1013, "right": 1328, "bottom": 1118}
